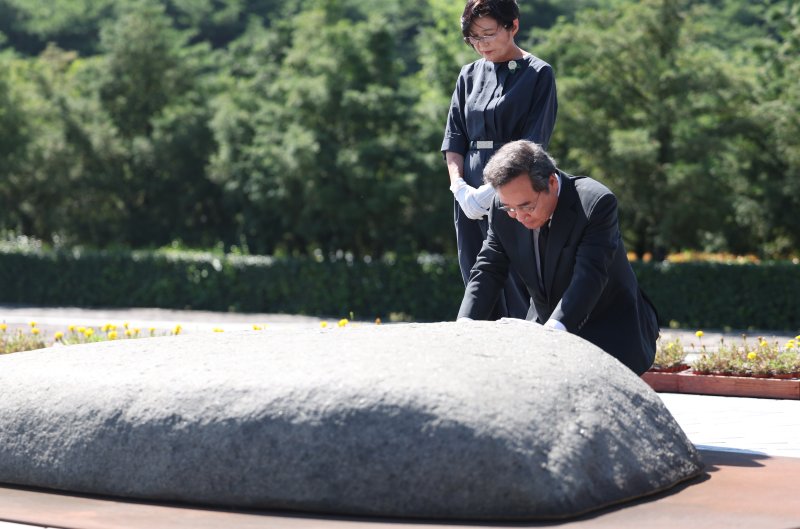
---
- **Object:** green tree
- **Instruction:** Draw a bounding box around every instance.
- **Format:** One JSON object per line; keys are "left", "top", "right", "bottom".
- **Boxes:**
{"left": 742, "top": 1, "right": 800, "bottom": 256}
{"left": 538, "top": 0, "right": 758, "bottom": 257}
{"left": 0, "top": 0, "right": 116, "bottom": 55}
{"left": 0, "top": 51, "right": 35, "bottom": 233}
{"left": 210, "top": 2, "right": 423, "bottom": 256}
{"left": 88, "top": 0, "right": 227, "bottom": 247}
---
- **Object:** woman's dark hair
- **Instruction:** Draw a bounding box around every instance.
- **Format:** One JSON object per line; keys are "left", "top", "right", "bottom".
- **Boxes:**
{"left": 461, "top": 0, "right": 520, "bottom": 45}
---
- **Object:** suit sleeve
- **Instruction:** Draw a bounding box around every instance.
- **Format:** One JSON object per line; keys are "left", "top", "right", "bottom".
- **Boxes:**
{"left": 521, "top": 65, "right": 557, "bottom": 150}
{"left": 550, "top": 193, "right": 619, "bottom": 331}
{"left": 457, "top": 209, "right": 510, "bottom": 319}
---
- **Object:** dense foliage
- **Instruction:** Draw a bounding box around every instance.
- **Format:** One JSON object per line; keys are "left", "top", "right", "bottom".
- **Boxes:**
{"left": 1, "top": 0, "right": 798, "bottom": 259}
{"left": 2, "top": 244, "right": 799, "bottom": 329}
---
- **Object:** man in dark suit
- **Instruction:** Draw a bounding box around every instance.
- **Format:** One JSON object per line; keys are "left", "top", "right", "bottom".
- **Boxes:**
{"left": 457, "top": 140, "right": 659, "bottom": 375}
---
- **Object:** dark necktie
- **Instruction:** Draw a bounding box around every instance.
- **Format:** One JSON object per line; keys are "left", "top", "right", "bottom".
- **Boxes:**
{"left": 538, "top": 223, "right": 549, "bottom": 287}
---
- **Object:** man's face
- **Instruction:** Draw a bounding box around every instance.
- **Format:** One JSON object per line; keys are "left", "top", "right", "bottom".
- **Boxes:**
{"left": 496, "top": 173, "right": 558, "bottom": 230}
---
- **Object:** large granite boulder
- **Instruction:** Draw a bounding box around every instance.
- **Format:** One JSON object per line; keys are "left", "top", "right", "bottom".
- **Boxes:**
{"left": 0, "top": 319, "right": 702, "bottom": 520}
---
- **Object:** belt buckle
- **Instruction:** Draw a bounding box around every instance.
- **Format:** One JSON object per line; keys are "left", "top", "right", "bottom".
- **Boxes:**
{"left": 476, "top": 140, "right": 494, "bottom": 149}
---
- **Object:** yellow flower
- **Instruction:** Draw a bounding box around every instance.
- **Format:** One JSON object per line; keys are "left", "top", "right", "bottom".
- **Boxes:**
{"left": 252, "top": 324, "right": 263, "bottom": 331}
{"left": 786, "top": 340, "right": 796, "bottom": 350}
{"left": 54, "top": 332, "right": 64, "bottom": 341}
{"left": 747, "top": 352, "right": 757, "bottom": 360}
{"left": 695, "top": 330, "right": 704, "bottom": 338}
{"left": 133, "top": 328, "right": 141, "bottom": 336}
{"left": 320, "top": 321, "right": 328, "bottom": 328}
{"left": 796, "top": 335, "right": 800, "bottom": 342}
{"left": 108, "top": 331, "right": 118, "bottom": 340}
{"left": 84, "top": 328, "right": 94, "bottom": 337}
{"left": 77, "top": 326, "right": 86, "bottom": 333}
{"left": 0, "top": 323, "right": 7, "bottom": 332}
{"left": 29, "top": 321, "right": 37, "bottom": 328}
{"left": 149, "top": 327, "right": 156, "bottom": 336}
{"left": 213, "top": 328, "right": 224, "bottom": 333}
{"left": 173, "top": 325, "right": 182, "bottom": 335}
{"left": 375, "top": 318, "right": 382, "bottom": 325}
{"left": 338, "top": 318, "right": 349, "bottom": 327}
{"left": 68, "top": 325, "right": 76, "bottom": 332}
{"left": 124, "top": 329, "right": 133, "bottom": 338}
{"left": 759, "top": 340, "right": 768, "bottom": 348}
{"left": 123, "top": 322, "right": 130, "bottom": 329}
{"left": 31, "top": 328, "right": 40, "bottom": 335}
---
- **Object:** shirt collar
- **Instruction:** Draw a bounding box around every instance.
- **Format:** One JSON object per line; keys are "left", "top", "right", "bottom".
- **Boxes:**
{"left": 544, "top": 172, "right": 561, "bottom": 225}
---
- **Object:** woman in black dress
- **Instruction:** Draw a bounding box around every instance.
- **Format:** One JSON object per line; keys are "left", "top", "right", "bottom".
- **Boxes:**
{"left": 442, "top": 0, "right": 557, "bottom": 319}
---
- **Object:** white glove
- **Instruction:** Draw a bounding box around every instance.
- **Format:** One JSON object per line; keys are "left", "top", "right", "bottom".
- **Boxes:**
{"left": 544, "top": 319, "right": 567, "bottom": 331}
{"left": 473, "top": 183, "right": 496, "bottom": 210}
{"left": 450, "top": 178, "right": 492, "bottom": 220}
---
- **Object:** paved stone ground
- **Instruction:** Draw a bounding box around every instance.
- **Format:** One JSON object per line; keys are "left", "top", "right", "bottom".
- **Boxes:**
{"left": 2, "top": 304, "right": 797, "bottom": 344}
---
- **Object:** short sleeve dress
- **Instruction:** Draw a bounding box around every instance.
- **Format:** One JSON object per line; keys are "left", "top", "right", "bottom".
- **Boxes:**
{"left": 441, "top": 55, "right": 557, "bottom": 319}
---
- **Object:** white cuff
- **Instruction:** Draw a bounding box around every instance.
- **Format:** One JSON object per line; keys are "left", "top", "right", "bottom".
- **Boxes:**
{"left": 473, "top": 183, "right": 496, "bottom": 210}
{"left": 449, "top": 177, "right": 469, "bottom": 196}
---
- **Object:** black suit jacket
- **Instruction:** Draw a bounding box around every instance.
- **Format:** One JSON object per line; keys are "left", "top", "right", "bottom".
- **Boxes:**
{"left": 458, "top": 171, "right": 658, "bottom": 375}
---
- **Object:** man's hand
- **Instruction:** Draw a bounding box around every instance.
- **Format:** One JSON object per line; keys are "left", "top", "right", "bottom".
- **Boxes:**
{"left": 544, "top": 319, "right": 567, "bottom": 331}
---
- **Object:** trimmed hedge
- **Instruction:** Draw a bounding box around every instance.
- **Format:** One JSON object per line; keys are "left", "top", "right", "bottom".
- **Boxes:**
{"left": 632, "top": 261, "right": 800, "bottom": 331}
{"left": 1, "top": 247, "right": 799, "bottom": 329}
{"left": 0, "top": 247, "right": 465, "bottom": 322}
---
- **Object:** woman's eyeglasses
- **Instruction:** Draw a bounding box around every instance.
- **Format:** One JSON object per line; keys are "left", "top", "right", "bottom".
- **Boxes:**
{"left": 465, "top": 33, "right": 499, "bottom": 45}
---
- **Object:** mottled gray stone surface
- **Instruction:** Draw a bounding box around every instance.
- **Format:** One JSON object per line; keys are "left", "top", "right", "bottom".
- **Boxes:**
{"left": 0, "top": 319, "right": 702, "bottom": 520}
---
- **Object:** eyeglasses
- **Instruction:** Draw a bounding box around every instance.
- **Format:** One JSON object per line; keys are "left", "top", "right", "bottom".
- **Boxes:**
{"left": 465, "top": 33, "right": 499, "bottom": 45}
{"left": 498, "top": 192, "right": 541, "bottom": 215}
{"left": 464, "top": 26, "right": 503, "bottom": 45}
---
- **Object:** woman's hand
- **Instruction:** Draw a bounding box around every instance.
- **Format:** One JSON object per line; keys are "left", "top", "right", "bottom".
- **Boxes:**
{"left": 450, "top": 178, "right": 494, "bottom": 220}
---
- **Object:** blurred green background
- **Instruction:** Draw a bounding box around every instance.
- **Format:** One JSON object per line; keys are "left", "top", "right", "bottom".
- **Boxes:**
{"left": 1, "top": 0, "right": 798, "bottom": 326}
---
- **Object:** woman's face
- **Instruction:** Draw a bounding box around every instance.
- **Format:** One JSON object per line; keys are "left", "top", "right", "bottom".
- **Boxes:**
{"left": 466, "top": 16, "right": 519, "bottom": 63}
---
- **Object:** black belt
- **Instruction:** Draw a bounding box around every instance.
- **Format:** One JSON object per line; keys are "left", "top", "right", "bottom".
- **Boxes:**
{"left": 469, "top": 140, "right": 506, "bottom": 150}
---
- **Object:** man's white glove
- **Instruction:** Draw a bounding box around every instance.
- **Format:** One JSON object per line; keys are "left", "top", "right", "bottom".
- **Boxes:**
{"left": 450, "top": 178, "right": 495, "bottom": 220}
{"left": 544, "top": 319, "right": 567, "bottom": 331}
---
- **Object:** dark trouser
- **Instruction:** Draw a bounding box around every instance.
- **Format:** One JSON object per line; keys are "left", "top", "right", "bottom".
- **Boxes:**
{"left": 454, "top": 200, "right": 530, "bottom": 320}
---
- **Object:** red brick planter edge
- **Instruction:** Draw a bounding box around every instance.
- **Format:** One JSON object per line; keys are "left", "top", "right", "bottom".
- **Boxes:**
{"left": 641, "top": 370, "right": 800, "bottom": 400}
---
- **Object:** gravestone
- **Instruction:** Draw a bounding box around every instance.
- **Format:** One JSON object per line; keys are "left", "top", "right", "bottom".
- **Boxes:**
{"left": 0, "top": 319, "right": 702, "bottom": 520}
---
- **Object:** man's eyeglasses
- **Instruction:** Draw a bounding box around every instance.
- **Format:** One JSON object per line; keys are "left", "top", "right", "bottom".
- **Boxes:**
{"left": 498, "top": 193, "right": 541, "bottom": 215}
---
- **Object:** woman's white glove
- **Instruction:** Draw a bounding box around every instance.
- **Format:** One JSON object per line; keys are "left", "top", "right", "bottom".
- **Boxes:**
{"left": 450, "top": 178, "right": 496, "bottom": 220}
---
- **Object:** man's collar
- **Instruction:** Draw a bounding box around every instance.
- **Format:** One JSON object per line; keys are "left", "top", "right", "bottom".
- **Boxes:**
{"left": 545, "top": 171, "right": 562, "bottom": 224}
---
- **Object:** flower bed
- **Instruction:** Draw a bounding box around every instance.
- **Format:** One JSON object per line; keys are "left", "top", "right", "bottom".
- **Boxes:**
{"left": 644, "top": 332, "right": 800, "bottom": 399}
{"left": 0, "top": 316, "right": 368, "bottom": 356}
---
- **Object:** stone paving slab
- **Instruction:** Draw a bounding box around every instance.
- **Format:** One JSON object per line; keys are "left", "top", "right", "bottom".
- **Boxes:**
{"left": 658, "top": 393, "right": 800, "bottom": 458}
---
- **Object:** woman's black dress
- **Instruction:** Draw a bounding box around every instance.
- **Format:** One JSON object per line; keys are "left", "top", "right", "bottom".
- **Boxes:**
{"left": 442, "top": 54, "right": 558, "bottom": 319}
